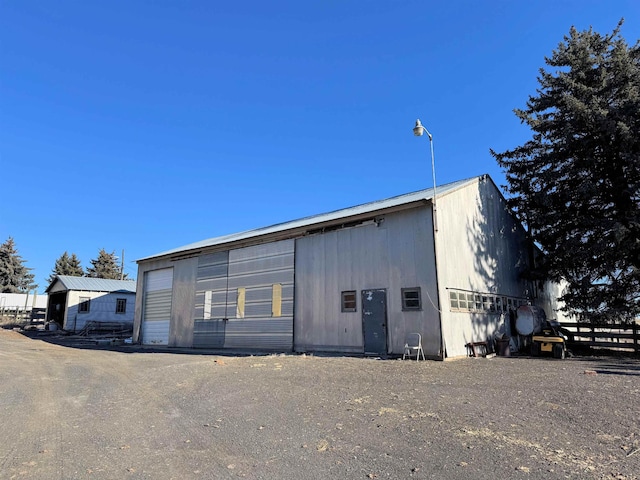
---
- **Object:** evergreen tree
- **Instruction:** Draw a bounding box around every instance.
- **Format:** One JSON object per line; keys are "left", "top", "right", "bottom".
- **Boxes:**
{"left": 46, "top": 251, "right": 84, "bottom": 284}
{"left": 0, "top": 237, "right": 37, "bottom": 293}
{"left": 491, "top": 21, "right": 640, "bottom": 323}
{"left": 86, "top": 249, "right": 127, "bottom": 280}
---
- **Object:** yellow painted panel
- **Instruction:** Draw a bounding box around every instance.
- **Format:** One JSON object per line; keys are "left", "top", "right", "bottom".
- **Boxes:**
{"left": 236, "top": 287, "right": 245, "bottom": 319}
{"left": 272, "top": 283, "right": 282, "bottom": 317}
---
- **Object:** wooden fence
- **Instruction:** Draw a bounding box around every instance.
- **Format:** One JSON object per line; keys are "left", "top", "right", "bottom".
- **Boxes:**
{"left": 560, "top": 322, "right": 639, "bottom": 354}
{"left": 0, "top": 306, "right": 46, "bottom": 324}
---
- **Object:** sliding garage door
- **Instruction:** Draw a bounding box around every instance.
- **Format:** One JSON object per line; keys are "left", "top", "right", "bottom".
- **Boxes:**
{"left": 192, "top": 239, "right": 295, "bottom": 350}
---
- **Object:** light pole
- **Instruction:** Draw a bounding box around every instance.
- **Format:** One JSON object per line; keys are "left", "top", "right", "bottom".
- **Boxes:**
{"left": 413, "top": 119, "right": 438, "bottom": 232}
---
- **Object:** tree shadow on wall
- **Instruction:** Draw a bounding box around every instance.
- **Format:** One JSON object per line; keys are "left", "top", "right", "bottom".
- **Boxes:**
{"left": 462, "top": 176, "right": 532, "bottom": 345}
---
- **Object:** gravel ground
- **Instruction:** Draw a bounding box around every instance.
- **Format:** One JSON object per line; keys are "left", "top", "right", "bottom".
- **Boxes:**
{"left": 0, "top": 328, "right": 638, "bottom": 480}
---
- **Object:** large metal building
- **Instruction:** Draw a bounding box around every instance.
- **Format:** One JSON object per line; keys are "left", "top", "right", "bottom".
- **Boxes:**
{"left": 133, "top": 175, "right": 566, "bottom": 359}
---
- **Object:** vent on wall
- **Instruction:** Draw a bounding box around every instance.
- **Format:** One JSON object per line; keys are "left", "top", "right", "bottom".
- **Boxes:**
{"left": 305, "top": 216, "right": 383, "bottom": 236}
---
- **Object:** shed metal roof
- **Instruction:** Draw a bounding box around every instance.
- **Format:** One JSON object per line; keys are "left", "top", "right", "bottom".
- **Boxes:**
{"left": 46, "top": 275, "right": 137, "bottom": 294}
{"left": 138, "top": 175, "right": 484, "bottom": 263}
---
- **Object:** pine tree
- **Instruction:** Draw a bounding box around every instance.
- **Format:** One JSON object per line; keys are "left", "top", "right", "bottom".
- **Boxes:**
{"left": 0, "top": 237, "right": 37, "bottom": 293}
{"left": 86, "top": 249, "right": 127, "bottom": 280}
{"left": 47, "top": 251, "right": 84, "bottom": 284}
{"left": 491, "top": 21, "right": 640, "bottom": 323}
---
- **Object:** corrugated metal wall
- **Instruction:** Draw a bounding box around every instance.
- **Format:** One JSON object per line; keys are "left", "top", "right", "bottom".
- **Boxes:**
{"left": 141, "top": 268, "right": 173, "bottom": 345}
{"left": 64, "top": 291, "right": 136, "bottom": 332}
{"left": 193, "top": 251, "right": 229, "bottom": 348}
{"left": 294, "top": 208, "right": 441, "bottom": 356}
{"left": 192, "top": 239, "right": 295, "bottom": 350}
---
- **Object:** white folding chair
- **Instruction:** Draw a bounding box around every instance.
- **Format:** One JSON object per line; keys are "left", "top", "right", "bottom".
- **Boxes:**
{"left": 403, "top": 333, "right": 425, "bottom": 361}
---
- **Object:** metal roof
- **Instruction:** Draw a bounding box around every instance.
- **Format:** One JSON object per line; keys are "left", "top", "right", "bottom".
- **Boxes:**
{"left": 138, "top": 175, "right": 484, "bottom": 263}
{"left": 46, "top": 275, "right": 137, "bottom": 294}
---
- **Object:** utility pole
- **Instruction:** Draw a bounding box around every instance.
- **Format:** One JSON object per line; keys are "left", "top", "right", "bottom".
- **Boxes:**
{"left": 120, "top": 249, "right": 125, "bottom": 281}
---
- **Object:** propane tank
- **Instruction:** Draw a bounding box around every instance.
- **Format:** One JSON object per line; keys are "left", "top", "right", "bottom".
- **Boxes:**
{"left": 515, "top": 305, "right": 546, "bottom": 336}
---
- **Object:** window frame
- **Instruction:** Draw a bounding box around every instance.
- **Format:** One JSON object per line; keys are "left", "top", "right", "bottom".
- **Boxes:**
{"left": 115, "top": 298, "right": 127, "bottom": 314}
{"left": 401, "top": 287, "right": 422, "bottom": 311}
{"left": 78, "top": 296, "right": 91, "bottom": 314}
{"left": 448, "top": 289, "right": 527, "bottom": 314}
{"left": 341, "top": 290, "right": 357, "bottom": 312}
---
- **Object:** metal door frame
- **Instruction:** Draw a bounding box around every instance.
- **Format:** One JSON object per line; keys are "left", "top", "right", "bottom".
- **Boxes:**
{"left": 361, "top": 288, "right": 388, "bottom": 355}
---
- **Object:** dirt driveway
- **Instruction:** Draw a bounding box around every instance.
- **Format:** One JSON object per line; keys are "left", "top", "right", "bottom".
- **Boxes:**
{"left": 0, "top": 329, "right": 638, "bottom": 480}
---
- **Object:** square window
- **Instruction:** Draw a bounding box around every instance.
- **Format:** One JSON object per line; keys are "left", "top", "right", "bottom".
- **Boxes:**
{"left": 341, "top": 291, "right": 357, "bottom": 312}
{"left": 449, "top": 291, "right": 458, "bottom": 309}
{"left": 116, "top": 298, "right": 126, "bottom": 314}
{"left": 459, "top": 294, "right": 467, "bottom": 310}
{"left": 402, "top": 287, "right": 422, "bottom": 311}
{"left": 79, "top": 297, "right": 90, "bottom": 314}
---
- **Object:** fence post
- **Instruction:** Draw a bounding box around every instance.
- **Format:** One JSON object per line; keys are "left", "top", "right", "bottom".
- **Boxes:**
{"left": 634, "top": 323, "right": 638, "bottom": 355}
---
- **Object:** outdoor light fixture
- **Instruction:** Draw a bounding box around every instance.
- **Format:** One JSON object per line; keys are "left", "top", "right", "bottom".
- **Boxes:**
{"left": 413, "top": 119, "right": 438, "bottom": 232}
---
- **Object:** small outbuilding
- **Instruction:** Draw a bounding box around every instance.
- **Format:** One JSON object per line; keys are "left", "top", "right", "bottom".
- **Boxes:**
{"left": 133, "top": 174, "right": 567, "bottom": 358}
{"left": 45, "top": 276, "right": 137, "bottom": 332}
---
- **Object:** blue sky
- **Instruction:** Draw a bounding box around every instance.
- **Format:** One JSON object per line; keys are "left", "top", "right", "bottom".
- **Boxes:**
{"left": 2, "top": 1, "right": 639, "bottom": 291}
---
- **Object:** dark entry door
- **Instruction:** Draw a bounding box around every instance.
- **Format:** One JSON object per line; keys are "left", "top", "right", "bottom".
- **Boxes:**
{"left": 362, "top": 289, "right": 388, "bottom": 355}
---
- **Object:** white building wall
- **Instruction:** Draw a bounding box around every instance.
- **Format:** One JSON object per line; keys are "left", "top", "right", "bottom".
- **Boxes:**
{"left": 64, "top": 290, "right": 135, "bottom": 332}
{"left": 0, "top": 293, "right": 48, "bottom": 310}
{"left": 435, "top": 176, "right": 533, "bottom": 357}
{"left": 539, "top": 280, "right": 573, "bottom": 323}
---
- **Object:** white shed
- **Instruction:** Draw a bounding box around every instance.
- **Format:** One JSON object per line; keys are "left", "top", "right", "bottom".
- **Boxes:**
{"left": 45, "top": 276, "right": 137, "bottom": 332}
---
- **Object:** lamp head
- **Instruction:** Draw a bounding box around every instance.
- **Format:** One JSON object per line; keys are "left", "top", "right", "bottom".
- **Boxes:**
{"left": 413, "top": 119, "right": 424, "bottom": 137}
{"left": 413, "top": 118, "right": 432, "bottom": 140}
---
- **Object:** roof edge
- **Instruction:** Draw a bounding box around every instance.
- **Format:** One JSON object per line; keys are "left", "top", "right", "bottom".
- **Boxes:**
{"left": 137, "top": 175, "right": 487, "bottom": 263}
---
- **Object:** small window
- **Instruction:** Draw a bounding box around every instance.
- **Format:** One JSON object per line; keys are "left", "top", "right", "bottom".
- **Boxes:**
{"left": 459, "top": 294, "right": 467, "bottom": 310}
{"left": 402, "top": 287, "right": 422, "bottom": 311}
{"left": 482, "top": 296, "right": 489, "bottom": 311}
{"left": 449, "top": 291, "right": 459, "bottom": 309}
{"left": 78, "top": 297, "right": 91, "bottom": 314}
{"left": 116, "top": 298, "right": 127, "bottom": 314}
{"left": 467, "top": 294, "right": 475, "bottom": 311}
{"left": 475, "top": 294, "right": 482, "bottom": 311}
{"left": 341, "top": 291, "right": 357, "bottom": 312}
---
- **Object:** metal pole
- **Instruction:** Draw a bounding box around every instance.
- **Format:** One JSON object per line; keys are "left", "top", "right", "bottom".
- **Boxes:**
{"left": 429, "top": 136, "right": 438, "bottom": 232}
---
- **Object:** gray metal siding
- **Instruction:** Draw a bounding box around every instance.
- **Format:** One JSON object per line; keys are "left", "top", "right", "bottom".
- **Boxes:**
{"left": 193, "top": 252, "right": 229, "bottom": 348}
{"left": 294, "top": 208, "right": 441, "bottom": 356}
{"left": 192, "top": 239, "right": 295, "bottom": 350}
